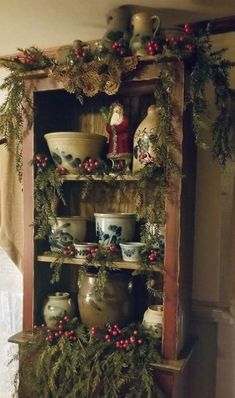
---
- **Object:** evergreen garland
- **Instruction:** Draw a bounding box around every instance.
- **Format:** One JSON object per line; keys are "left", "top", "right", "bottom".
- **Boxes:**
{"left": 14, "top": 319, "right": 165, "bottom": 398}
{"left": 0, "top": 47, "right": 54, "bottom": 180}
{"left": 0, "top": 27, "right": 234, "bottom": 179}
{"left": 0, "top": 71, "right": 32, "bottom": 181}
{"left": 34, "top": 164, "right": 65, "bottom": 240}
{"left": 179, "top": 26, "right": 234, "bottom": 162}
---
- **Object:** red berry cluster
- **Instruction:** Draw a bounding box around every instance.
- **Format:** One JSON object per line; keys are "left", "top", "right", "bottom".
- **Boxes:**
{"left": 35, "top": 154, "right": 48, "bottom": 170}
{"left": 147, "top": 250, "right": 158, "bottom": 262}
{"left": 79, "top": 158, "right": 101, "bottom": 174}
{"left": 56, "top": 166, "right": 69, "bottom": 176}
{"left": 86, "top": 246, "right": 98, "bottom": 256}
{"left": 34, "top": 316, "right": 77, "bottom": 344}
{"left": 138, "top": 152, "right": 155, "bottom": 165}
{"left": 63, "top": 245, "right": 76, "bottom": 257}
{"left": 111, "top": 41, "right": 126, "bottom": 56}
{"left": 105, "top": 244, "right": 119, "bottom": 254}
{"left": 147, "top": 40, "right": 160, "bottom": 56}
{"left": 86, "top": 244, "right": 119, "bottom": 262}
{"left": 74, "top": 48, "right": 87, "bottom": 59}
{"left": 184, "top": 23, "right": 192, "bottom": 34}
{"left": 164, "top": 35, "right": 195, "bottom": 53}
{"left": 90, "top": 324, "right": 143, "bottom": 350}
{"left": 17, "top": 54, "right": 37, "bottom": 65}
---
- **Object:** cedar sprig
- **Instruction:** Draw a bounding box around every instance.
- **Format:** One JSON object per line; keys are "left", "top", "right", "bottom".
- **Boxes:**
{"left": 13, "top": 321, "right": 165, "bottom": 398}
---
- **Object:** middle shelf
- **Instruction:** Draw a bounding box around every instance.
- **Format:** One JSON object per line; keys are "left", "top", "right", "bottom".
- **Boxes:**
{"left": 37, "top": 253, "right": 163, "bottom": 272}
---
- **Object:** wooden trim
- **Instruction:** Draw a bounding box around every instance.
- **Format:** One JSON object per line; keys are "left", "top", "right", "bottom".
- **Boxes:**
{"left": 22, "top": 91, "right": 35, "bottom": 330}
{"left": 190, "top": 15, "right": 235, "bottom": 35}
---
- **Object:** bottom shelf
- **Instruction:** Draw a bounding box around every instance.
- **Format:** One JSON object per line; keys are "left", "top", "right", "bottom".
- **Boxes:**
{"left": 8, "top": 331, "right": 196, "bottom": 373}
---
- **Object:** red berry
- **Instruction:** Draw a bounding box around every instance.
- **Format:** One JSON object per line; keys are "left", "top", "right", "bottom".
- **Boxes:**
{"left": 130, "top": 335, "right": 135, "bottom": 344}
{"left": 57, "top": 166, "right": 68, "bottom": 176}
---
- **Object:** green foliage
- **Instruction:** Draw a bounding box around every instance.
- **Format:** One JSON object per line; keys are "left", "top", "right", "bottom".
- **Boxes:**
{"left": 49, "top": 253, "right": 66, "bottom": 284}
{"left": 0, "top": 71, "right": 32, "bottom": 181}
{"left": 16, "top": 322, "right": 165, "bottom": 398}
{"left": 185, "top": 27, "right": 234, "bottom": 162}
{"left": 0, "top": 47, "right": 54, "bottom": 180}
{"left": 34, "top": 165, "right": 65, "bottom": 240}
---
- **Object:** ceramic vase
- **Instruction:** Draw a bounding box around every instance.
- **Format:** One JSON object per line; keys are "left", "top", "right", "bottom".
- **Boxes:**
{"left": 142, "top": 304, "right": 163, "bottom": 337}
{"left": 129, "top": 12, "right": 160, "bottom": 56}
{"left": 42, "top": 292, "right": 75, "bottom": 329}
{"left": 132, "top": 104, "right": 161, "bottom": 172}
{"left": 77, "top": 271, "right": 133, "bottom": 327}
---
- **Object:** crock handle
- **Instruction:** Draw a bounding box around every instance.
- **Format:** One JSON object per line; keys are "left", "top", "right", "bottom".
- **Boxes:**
{"left": 152, "top": 15, "right": 161, "bottom": 38}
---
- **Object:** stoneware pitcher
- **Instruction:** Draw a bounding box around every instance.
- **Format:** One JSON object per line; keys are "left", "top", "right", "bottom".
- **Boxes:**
{"left": 130, "top": 11, "right": 160, "bottom": 56}
{"left": 102, "top": 6, "right": 130, "bottom": 49}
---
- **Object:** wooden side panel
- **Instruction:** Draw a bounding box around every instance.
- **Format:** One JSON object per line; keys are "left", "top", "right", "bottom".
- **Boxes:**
{"left": 22, "top": 83, "right": 35, "bottom": 330}
{"left": 163, "top": 64, "right": 197, "bottom": 361}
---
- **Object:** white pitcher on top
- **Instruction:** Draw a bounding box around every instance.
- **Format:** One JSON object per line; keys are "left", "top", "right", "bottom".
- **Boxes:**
{"left": 130, "top": 11, "right": 161, "bottom": 56}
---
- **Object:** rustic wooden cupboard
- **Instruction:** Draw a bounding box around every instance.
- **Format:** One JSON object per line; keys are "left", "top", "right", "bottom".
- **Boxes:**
{"left": 11, "top": 57, "right": 197, "bottom": 397}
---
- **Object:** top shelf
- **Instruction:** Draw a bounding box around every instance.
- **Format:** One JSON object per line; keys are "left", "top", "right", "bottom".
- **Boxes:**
{"left": 62, "top": 174, "right": 139, "bottom": 181}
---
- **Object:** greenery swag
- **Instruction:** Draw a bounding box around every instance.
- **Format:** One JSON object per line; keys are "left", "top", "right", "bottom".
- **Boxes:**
{"left": 12, "top": 317, "right": 165, "bottom": 398}
{"left": 10, "top": 25, "right": 230, "bottom": 294}
{"left": 0, "top": 26, "right": 234, "bottom": 180}
{"left": 3, "top": 24, "right": 233, "bottom": 398}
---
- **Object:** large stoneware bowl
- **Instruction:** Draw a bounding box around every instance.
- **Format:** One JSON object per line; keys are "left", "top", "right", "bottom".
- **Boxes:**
{"left": 49, "top": 216, "right": 87, "bottom": 252}
{"left": 94, "top": 213, "right": 136, "bottom": 245}
{"left": 44, "top": 132, "right": 107, "bottom": 173}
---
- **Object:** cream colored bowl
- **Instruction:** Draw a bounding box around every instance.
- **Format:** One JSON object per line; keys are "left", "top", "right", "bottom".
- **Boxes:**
{"left": 44, "top": 132, "right": 107, "bottom": 173}
{"left": 120, "top": 242, "right": 145, "bottom": 262}
{"left": 49, "top": 216, "right": 87, "bottom": 252}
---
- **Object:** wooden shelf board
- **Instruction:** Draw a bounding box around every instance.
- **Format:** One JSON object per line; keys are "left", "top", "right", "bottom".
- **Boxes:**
{"left": 8, "top": 331, "right": 34, "bottom": 344}
{"left": 37, "top": 253, "right": 162, "bottom": 272}
{"left": 62, "top": 174, "right": 139, "bottom": 181}
{"left": 9, "top": 331, "right": 195, "bottom": 373}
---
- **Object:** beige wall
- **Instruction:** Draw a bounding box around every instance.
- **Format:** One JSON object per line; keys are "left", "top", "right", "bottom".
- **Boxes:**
{"left": 193, "top": 32, "right": 235, "bottom": 305}
{"left": 191, "top": 32, "right": 235, "bottom": 398}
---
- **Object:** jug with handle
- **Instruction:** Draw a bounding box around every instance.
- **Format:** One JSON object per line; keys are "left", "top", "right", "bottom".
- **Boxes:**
{"left": 130, "top": 11, "right": 161, "bottom": 56}
{"left": 102, "top": 6, "right": 130, "bottom": 50}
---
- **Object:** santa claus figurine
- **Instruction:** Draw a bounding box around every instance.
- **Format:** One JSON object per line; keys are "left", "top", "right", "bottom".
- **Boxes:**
{"left": 106, "top": 102, "right": 131, "bottom": 157}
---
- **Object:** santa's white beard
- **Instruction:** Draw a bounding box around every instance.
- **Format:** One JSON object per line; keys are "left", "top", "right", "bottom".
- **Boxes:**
{"left": 110, "top": 112, "right": 123, "bottom": 126}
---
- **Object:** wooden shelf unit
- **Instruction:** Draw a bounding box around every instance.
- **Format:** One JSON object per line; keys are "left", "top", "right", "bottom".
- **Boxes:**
{"left": 18, "top": 58, "right": 196, "bottom": 397}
